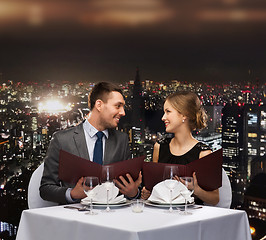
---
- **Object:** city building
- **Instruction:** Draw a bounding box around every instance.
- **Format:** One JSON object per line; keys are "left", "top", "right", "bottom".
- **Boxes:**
{"left": 194, "top": 132, "right": 222, "bottom": 152}
{"left": 131, "top": 68, "right": 145, "bottom": 137}
{"left": 0, "top": 221, "right": 17, "bottom": 238}
{"left": 244, "top": 173, "right": 266, "bottom": 222}
{"left": 204, "top": 105, "right": 223, "bottom": 134}
{"left": 222, "top": 103, "right": 244, "bottom": 167}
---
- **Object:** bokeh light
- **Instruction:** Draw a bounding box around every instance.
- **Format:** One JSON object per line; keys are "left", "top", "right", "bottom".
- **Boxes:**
{"left": 38, "top": 100, "right": 72, "bottom": 114}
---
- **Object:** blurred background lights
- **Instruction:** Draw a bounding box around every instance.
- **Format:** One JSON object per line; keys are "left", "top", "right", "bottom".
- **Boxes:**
{"left": 250, "top": 226, "right": 255, "bottom": 235}
{"left": 38, "top": 100, "right": 72, "bottom": 114}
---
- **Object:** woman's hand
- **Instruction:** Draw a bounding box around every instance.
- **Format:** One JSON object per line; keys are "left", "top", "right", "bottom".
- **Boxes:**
{"left": 192, "top": 172, "right": 219, "bottom": 205}
{"left": 192, "top": 172, "right": 201, "bottom": 194}
{"left": 175, "top": 175, "right": 194, "bottom": 191}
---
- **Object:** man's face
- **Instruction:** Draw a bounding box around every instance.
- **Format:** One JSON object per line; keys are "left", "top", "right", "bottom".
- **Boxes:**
{"left": 99, "top": 91, "right": 126, "bottom": 129}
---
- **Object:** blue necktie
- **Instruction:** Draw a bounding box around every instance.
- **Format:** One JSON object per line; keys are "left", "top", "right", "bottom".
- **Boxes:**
{"left": 93, "top": 131, "right": 104, "bottom": 165}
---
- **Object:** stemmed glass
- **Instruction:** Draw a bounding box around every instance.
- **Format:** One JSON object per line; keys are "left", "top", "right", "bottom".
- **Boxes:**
{"left": 101, "top": 165, "right": 115, "bottom": 212}
{"left": 83, "top": 176, "right": 99, "bottom": 215}
{"left": 179, "top": 176, "right": 194, "bottom": 215}
{"left": 163, "top": 165, "right": 179, "bottom": 213}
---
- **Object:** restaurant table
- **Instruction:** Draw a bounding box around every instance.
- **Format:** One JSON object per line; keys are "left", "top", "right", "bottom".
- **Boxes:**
{"left": 16, "top": 203, "right": 252, "bottom": 240}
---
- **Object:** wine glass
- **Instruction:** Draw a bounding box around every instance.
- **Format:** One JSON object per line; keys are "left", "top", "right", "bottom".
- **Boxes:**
{"left": 179, "top": 176, "right": 194, "bottom": 215}
{"left": 101, "top": 165, "right": 115, "bottom": 212}
{"left": 163, "top": 165, "right": 179, "bottom": 213}
{"left": 83, "top": 176, "right": 99, "bottom": 215}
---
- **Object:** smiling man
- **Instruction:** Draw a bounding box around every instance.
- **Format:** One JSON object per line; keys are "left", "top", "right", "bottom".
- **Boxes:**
{"left": 40, "top": 82, "right": 142, "bottom": 204}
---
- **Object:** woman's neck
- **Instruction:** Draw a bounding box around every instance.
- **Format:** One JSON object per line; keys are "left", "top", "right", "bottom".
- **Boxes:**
{"left": 170, "top": 131, "right": 198, "bottom": 156}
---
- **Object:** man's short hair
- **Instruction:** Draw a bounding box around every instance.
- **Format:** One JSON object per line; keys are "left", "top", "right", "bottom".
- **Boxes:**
{"left": 88, "top": 82, "right": 123, "bottom": 110}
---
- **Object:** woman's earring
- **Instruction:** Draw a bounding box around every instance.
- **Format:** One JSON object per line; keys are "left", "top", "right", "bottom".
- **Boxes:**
{"left": 182, "top": 119, "right": 185, "bottom": 123}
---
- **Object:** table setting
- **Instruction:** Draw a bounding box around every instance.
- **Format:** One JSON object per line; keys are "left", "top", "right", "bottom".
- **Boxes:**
{"left": 16, "top": 201, "right": 252, "bottom": 240}
{"left": 77, "top": 164, "right": 195, "bottom": 215}
{"left": 16, "top": 189, "right": 252, "bottom": 240}
{"left": 81, "top": 182, "right": 130, "bottom": 209}
{"left": 61, "top": 173, "right": 202, "bottom": 219}
{"left": 16, "top": 163, "right": 252, "bottom": 240}
{"left": 16, "top": 149, "right": 252, "bottom": 240}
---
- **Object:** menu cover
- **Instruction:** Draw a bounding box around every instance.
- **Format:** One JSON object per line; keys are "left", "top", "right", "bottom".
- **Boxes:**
{"left": 58, "top": 150, "right": 145, "bottom": 184}
{"left": 142, "top": 149, "right": 223, "bottom": 191}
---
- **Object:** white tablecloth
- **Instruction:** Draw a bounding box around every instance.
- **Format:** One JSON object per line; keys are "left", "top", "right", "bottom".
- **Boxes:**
{"left": 16, "top": 204, "right": 251, "bottom": 240}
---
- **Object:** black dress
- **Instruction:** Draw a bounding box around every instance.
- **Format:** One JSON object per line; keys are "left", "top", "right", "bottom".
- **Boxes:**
{"left": 158, "top": 140, "right": 211, "bottom": 205}
{"left": 158, "top": 141, "right": 211, "bottom": 164}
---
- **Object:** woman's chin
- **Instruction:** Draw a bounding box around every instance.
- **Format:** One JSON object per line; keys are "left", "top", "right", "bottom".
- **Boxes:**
{"left": 165, "top": 128, "right": 172, "bottom": 133}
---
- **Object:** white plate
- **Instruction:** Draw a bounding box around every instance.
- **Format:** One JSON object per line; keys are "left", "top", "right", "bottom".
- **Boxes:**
{"left": 145, "top": 200, "right": 195, "bottom": 208}
{"left": 81, "top": 200, "right": 131, "bottom": 208}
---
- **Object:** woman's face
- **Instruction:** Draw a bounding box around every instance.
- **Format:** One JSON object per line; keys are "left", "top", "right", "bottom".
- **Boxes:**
{"left": 162, "top": 100, "right": 185, "bottom": 133}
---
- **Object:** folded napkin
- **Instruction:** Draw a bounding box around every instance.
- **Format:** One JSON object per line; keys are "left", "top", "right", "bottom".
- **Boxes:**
{"left": 148, "top": 180, "right": 194, "bottom": 204}
{"left": 81, "top": 182, "right": 126, "bottom": 204}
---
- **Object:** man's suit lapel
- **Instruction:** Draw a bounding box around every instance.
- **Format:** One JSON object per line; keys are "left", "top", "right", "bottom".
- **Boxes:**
{"left": 104, "top": 129, "right": 111, "bottom": 164}
{"left": 105, "top": 129, "right": 115, "bottom": 165}
{"left": 73, "top": 123, "right": 90, "bottom": 160}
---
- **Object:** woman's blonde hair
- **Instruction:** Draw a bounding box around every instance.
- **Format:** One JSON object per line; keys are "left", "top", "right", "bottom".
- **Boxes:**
{"left": 166, "top": 91, "right": 207, "bottom": 131}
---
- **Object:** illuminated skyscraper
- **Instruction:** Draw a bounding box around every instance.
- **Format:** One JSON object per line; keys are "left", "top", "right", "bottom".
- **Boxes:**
{"left": 131, "top": 68, "right": 145, "bottom": 140}
{"left": 222, "top": 103, "right": 266, "bottom": 176}
{"left": 222, "top": 103, "right": 244, "bottom": 167}
{"left": 244, "top": 173, "right": 266, "bottom": 221}
{"left": 258, "top": 107, "right": 266, "bottom": 156}
{"left": 204, "top": 105, "right": 223, "bottom": 133}
{"left": 222, "top": 103, "right": 248, "bottom": 208}
{"left": 128, "top": 68, "right": 146, "bottom": 157}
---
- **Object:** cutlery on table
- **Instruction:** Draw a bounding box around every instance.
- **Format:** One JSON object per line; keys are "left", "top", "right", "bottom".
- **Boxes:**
{"left": 176, "top": 206, "right": 202, "bottom": 211}
{"left": 64, "top": 206, "right": 90, "bottom": 211}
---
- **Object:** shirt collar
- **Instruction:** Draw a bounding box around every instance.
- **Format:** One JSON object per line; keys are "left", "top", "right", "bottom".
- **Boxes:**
{"left": 83, "top": 119, "right": 109, "bottom": 139}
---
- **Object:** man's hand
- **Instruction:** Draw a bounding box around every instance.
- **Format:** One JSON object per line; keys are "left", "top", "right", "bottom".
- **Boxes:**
{"left": 114, "top": 171, "right": 142, "bottom": 198}
{"left": 70, "top": 177, "right": 86, "bottom": 200}
{"left": 141, "top": 186, "right": 151, "bottom": 200}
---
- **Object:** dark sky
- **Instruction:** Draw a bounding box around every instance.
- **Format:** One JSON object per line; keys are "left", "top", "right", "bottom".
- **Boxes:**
{"left": 1, "top": 0, "right": 266, "bottom": 84}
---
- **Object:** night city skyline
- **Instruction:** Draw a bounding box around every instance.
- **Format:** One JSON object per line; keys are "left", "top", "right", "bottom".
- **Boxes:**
{"left": 0, "top": 75, "right": 266, "bottom": 239}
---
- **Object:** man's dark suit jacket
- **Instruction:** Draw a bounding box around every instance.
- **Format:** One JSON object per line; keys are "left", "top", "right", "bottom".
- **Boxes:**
{"left": 40, "top": 122, "right": 131, "bottom": 204}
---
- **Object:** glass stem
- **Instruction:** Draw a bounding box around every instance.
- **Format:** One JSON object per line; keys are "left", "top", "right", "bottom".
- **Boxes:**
{"left": 90, "top": 198, "right": 93, "bottom": 213}
{"left": 169, "top": 189, "right": 173, "bottom": 212}
{"left": 106, "top": 189, "right": 110, "bottom": 212}
{"left": 184, "top": 198, "right": 187, "bottom": 214}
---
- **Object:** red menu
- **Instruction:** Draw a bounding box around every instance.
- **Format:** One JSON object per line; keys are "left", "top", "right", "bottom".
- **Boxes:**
{"left": 142, "top": 149, "right": 223, "bottom": 191}
{"left": 58, "top": 150, "right": 145, "bottom": 184}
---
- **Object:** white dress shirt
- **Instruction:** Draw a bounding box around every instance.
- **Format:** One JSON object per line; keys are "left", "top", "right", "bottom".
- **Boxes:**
{"left": 66, "top": 119, "right": 109, "bottom": 203}
{"left": 83, "top": 119, "right": 109, "bottom": 162}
